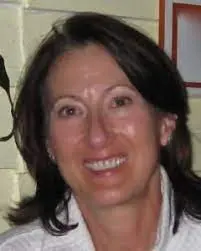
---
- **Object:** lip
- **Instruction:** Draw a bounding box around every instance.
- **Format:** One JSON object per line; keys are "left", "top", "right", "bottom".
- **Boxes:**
{"left": 84, "top": 154, "right": 127, "bottom": 164}
{"left": 83, "top": 154, "right": 127, "bottom": 174}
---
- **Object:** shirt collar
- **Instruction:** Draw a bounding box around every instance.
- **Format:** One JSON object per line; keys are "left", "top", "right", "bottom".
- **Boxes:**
{"left": 153, "top": 167, "right": 174, "bottom": 251}
{"left": 67, "top": 167, "right": 174, "bottom": 251}
{"left": 42, "top": 167, "right": 174, "bottom": 251}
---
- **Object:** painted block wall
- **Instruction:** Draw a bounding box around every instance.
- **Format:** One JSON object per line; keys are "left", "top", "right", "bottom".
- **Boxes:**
{"left": 0, "top": 0, "right": 200, "bottom": 233}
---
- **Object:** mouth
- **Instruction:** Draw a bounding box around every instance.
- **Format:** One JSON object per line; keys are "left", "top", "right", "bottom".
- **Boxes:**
{"left": 84, "top": 156, "right": 127, "bottom": 171}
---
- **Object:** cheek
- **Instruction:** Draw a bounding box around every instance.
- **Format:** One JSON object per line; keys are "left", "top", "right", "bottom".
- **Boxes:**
{"left": 48, "top": 119, "right": 86, "bottom": 155}
{"left": 109, "top": 117, "right": 137, "bottom": 138}
{"left": 106, "top": 108, "right": 159, "bottom": 146}
{"left": 105, "top": 109, "right": 147, "bottom": 139}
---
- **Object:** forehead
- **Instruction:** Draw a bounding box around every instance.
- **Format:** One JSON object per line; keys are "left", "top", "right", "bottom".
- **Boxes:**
{"left": 46, "top": 44, "right": 131, "bottom": 95}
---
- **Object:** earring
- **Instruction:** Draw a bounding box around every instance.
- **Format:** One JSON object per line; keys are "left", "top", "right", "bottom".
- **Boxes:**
{"left": 168, "top": 134, "right": 172, "bottom": 144}
{"left": 48, "top": 151, "right": 55, "bottom": 162}
{"left": 46, "top": 145, "right": 55, "bottom": 162}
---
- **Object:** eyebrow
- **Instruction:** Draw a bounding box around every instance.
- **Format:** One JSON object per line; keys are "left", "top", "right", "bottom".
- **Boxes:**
{"left": 50, "top": 95, "right": 83, "bottom": 111}
{"left": 50, "top": 83, "right": 135, "bottom": 110}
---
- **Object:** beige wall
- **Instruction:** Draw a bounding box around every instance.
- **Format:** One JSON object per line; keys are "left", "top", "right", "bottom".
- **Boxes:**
{"left": 0, "top": 0, "right": 200, "bottom": 233}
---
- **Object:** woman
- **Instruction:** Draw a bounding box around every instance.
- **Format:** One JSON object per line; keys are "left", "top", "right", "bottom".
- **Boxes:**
{"left": 1, "top": 12, "right": 201, "bottom": 251}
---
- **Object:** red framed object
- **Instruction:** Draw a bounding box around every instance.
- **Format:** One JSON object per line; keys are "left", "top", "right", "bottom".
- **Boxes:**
{"left": 159, "top": 0, "right": 201, "bottom": 90}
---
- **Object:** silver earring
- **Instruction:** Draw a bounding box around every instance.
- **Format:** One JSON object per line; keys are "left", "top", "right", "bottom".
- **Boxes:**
{"left": 168, "top": 134, "right": 172, "bottom": 144}
{"left": 49, "top": 151, "right": 55, "bottom": 162}
{"left": 47, "top": 146, "right": 55, "bottom": 162}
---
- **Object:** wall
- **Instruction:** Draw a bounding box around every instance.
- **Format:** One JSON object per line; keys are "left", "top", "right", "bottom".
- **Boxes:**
{"left": 0, "top": 0, "right": 200, "bottom": 233}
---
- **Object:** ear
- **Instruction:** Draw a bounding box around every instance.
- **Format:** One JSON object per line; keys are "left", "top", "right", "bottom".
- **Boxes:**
{"left": 159, "top": 113, "right": 177, "bottom": 146}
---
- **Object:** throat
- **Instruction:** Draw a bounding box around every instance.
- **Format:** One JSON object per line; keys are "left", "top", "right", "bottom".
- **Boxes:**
{"left": 78, "top": 191, "right": 162, "bottom": 251}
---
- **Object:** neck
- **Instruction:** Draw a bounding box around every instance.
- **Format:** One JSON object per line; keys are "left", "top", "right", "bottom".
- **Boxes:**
{"left": 76, "top": 170, "right": 162, "bottom": 251}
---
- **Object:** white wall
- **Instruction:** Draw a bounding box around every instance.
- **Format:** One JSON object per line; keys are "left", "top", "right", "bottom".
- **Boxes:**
{"left": 0, "top": 0, "right": 201, "bottom": 233}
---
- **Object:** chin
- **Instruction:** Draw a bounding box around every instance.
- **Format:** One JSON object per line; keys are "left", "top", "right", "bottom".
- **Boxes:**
{"left": 87, "top": 188, "right": 136, "bottom": 209}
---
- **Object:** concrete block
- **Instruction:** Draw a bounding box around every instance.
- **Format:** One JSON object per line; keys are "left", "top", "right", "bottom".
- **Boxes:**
{"left": 0, "top": 169, "right": 16, "bottom": 209}
{"left": 0, "top": 211, "right": 10, "bottom": 234}
{"left": 6, "top": 67, "right": 21, "bottom": 87}
{"left": 27, "top": 0, "right": 158, "bottom": 20}
{"left": 18, "top": 172, "right": 35, "bottom": 199}
{"left": 0, "top": 4, "right": 23, "bottom": 69}
{"left": 0, "top": 88, "right": 18, "bottom": 169}
{"left": 23, "top": 9, "right": 69, "bottom": 59}
{"left": 0, "top": 88, "right": 13, "bottom": 139}
{"left": 0, "top": 139, "right": 17, "bottom": 169}
{"left": 192, "top": 132, "right": 201, "bottom": 172}
{"left": 16, "top": 154, "right": 27, "bottom": 173}
{"left": 124, "top": 18, "right": 158, "bottom": 41}
{"left": 0, "top": 0, "right": 22, "bottom": 3}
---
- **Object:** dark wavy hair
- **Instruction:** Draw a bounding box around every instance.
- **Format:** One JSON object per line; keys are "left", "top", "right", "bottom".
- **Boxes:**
{"left": 8, "top": 12, "right": 201, "bottom": 235}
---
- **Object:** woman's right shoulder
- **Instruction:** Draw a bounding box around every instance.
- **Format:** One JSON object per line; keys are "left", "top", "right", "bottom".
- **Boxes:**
{"left": 0, "top": 220, "right": 45, "bottom": 250}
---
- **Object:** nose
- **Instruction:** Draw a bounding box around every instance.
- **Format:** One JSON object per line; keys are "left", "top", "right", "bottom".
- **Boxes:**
{"left": 87, "top": 114, "right": 110, "bottom": 149}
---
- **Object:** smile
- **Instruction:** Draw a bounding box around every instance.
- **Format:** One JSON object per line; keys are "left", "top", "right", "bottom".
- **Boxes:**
{"left": 84, "top": 156, "right": 127, "bottom": 171}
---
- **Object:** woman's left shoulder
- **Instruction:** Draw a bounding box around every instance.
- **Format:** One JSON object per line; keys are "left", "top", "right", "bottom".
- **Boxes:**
{"left": 166, "top": 216, "right": 201, "bottom": 251}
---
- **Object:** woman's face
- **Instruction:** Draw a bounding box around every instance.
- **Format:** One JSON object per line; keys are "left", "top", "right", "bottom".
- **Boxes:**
{"left": 46, "top": 44, "right": 175, "bottom": 209}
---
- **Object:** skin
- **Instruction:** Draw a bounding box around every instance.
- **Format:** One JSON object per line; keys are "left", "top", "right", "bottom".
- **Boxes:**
{"left": 46, "top": 44, "right": 176, "bottom": 250}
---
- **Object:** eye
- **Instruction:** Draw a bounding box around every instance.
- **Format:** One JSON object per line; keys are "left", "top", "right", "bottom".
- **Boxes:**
{"left": 111, "top": 96, "right": 133, "bottom": 108}
{"left": 57, "top": 105, "right": 82, "bottom": 118}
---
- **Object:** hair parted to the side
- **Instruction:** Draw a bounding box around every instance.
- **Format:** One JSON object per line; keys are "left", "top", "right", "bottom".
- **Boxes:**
{"left": 9, "top": 12, "right": 201, "bottom": 235}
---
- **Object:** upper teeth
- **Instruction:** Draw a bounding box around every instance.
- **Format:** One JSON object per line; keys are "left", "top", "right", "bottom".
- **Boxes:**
{"left": 85, "top": 157, "right": 126, "bottom": 171}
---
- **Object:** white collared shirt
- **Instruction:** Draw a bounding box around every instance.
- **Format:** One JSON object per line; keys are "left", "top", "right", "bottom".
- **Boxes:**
{"left": 0, "top": 168, "right": 201, "bottom": 251}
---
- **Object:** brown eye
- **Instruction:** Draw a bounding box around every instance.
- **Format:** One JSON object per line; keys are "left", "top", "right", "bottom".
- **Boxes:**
{"left": 58, "top": 106, "right": 81, "bottom": 118}
{"left": 112, "top": 96, "right": 133, "bottom": 108}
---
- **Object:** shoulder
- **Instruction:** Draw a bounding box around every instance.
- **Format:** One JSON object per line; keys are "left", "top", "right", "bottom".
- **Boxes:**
{"left": 0, "top": 220, "right": 45, "bottom": 250}
{"left": 181, "top": 217, "right": 201, "bottom": 249}
{"left": 0, "top": 220, "right": 93, "bottom": 251}
{"left": 167, "top": 216, "right": 201, "bottom": 251}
